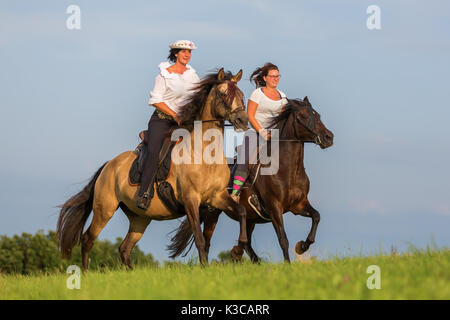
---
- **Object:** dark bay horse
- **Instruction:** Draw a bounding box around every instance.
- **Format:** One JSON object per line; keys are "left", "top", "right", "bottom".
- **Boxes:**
{"left": 168, "top": 97, "right": 334, "bottom": 262}
{"left": 57, "top": 69, "right": 249, "bottom": 269}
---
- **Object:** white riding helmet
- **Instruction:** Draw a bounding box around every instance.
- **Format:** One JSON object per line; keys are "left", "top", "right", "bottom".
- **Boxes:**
{"left": 169, "top": 40, "right": 197, "bottom": 50}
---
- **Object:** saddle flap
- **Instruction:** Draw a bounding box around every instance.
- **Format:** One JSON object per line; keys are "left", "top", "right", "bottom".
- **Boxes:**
{"left": 129, "top": 135, "right": 177, "bottom": 186}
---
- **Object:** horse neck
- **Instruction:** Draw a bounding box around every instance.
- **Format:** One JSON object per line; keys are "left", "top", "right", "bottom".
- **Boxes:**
{"left": 277, "top": 116, "right": 306, "bottom": 177}
{"left": 185, "top": 90, "right": 225, "bottom": 159}
{"left": 198, "top": 90, "right": 224, "bottom": 134}
{"left": 278, "top": 139, "right": 305, "bottom": 175}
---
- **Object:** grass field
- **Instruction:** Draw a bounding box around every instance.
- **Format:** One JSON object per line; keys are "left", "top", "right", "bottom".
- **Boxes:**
{"left": 1, "top": 248, "right": 449, "bottom": 300}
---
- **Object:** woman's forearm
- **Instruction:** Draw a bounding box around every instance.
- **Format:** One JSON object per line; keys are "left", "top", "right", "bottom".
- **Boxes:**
{"left": 248, "top": 115, "right": 263, "bottom": 132}
{"left": 247, "top": 100, "right": 263, "bottom": 132}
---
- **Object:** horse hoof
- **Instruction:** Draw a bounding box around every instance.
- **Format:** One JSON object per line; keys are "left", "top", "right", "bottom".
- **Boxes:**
{"left": 295, "top": 241, "right": 309, "bottom": 255}
{"left": 231, "top": 245, "right": 244, "bottom": 261}
{"left": 251, "top": 257, "right": 261, "bottom": 264}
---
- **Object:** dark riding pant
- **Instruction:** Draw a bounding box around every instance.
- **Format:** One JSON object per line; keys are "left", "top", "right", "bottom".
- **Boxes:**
{"left": 232, "top": 130, "right": 264, "bottom": 195}
{"left": 138, "top": 111, "right": 176, "bottom": 199}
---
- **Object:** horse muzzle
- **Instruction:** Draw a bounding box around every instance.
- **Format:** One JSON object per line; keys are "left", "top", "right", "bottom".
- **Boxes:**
{"left": 229, "top": 110, "right": 249, "bottom": 132}
{"left": 318, "top": 130, "right": 334, "bottom": 149}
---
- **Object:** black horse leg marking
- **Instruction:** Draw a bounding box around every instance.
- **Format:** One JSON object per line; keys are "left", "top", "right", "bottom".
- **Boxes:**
{"left": 244, "top": 222, "right": 261, "bottom": 263}
{"left": 200, "top": 207, "right": 220, "bottom": 256}
{"left": 231, "top": 221, "right": 259, "bottom": 262}
{"left": 305, "top": 204, "right": 320, "bottom": 244}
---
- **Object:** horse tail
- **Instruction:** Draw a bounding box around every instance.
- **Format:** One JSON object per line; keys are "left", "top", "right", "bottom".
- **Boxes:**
{"left": 167, "top": 216, "right": 202, "bottom": 259}
{"left": 56, "top": 162, "right": 108, "bottom": 259}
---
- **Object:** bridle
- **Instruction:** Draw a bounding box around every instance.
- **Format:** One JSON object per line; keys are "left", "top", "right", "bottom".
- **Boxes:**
{"left": 276, "top": 103, "right": 322, "bottom": 145}
{"left": 202, "top": 81, "right": 245, "bottom": 124}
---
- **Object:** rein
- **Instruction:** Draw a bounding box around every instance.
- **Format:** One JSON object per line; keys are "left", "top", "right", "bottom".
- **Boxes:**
{"left": 272, "top": 105, "right": 321, "bottom": 144}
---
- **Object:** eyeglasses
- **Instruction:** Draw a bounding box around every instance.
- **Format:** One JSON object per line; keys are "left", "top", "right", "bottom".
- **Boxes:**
{"left": 266, "top": 75, "right": 281, "bottom": 79}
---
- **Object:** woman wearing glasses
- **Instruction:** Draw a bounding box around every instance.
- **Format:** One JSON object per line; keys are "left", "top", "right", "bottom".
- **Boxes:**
{"left": 231, "top": 62, "right": 288, "bottom": 202}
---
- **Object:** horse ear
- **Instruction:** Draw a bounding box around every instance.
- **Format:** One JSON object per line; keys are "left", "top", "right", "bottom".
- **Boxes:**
{"left": 217, "top": 68, "right": 225, "bottom": 81}
{"left": 231, "top": 69, "right": 243, "bottom": 83}
{"left": 304, "top": 96, "right": 309, "bottom": 103}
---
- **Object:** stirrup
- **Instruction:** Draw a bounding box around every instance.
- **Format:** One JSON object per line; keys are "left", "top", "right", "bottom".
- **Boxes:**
{"left": 136, "top": 192, "right": 151, "bottom": 210}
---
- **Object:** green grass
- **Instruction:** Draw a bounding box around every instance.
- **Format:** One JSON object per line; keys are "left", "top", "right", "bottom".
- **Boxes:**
{"left": 1, "top": 248, "right": 449, "bottom": 300}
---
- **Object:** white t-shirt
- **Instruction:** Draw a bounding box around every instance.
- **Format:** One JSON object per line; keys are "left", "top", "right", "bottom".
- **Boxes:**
{"left": 148, "top": 62, "right": 201, "bottom": 115}
{"left": 249, "top": 88, "right": 288, "bottom": 129}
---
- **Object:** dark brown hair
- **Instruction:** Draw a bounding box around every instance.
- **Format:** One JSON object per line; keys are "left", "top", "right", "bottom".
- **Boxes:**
{"left": 250, "top": 62, "right": 279, "bottom": 88}
{"left": 167, "top": 48, "right": 182, "bottom": 63}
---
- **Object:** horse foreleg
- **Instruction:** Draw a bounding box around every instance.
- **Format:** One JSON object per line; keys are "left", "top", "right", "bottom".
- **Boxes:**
{"left": 184, "top": 196, "right": 208, "bottom": 265}
{"left": 231, "top": 221, "right": 260, "bottom": 263}
{"left": 210, "top": 190, "right": 247, "bottom": 249}
{"left": 119, "top": 206, "right": 152, "bottom": 269}
{"left": 267, "top": 202, "right": 290, "bottom": 262}
{"left": 200, "top": 207, "right": 220, "bottom": 256}
{"left": 244, "top": 222, "right": 261, "bottom": 263}
{"left": 291, "top": 201, "right": 320, "bottom": 255}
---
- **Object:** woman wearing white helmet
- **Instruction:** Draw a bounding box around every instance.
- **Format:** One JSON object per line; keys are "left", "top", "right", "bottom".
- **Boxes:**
{"left": 137, "top": 40, "right": 200, "bottom": 210}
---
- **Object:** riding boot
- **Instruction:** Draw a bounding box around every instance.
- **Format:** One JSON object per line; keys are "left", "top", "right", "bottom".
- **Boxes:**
{"left": 136, "top": 179, "right": 156, "bottom": 210}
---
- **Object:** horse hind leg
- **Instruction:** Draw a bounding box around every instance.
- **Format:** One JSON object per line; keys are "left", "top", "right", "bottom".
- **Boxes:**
{"left": 81, "top": 197, "right": 118, "bottom": 271}
{"left": 118, "top": 204, "right": 151, "bottom": 269}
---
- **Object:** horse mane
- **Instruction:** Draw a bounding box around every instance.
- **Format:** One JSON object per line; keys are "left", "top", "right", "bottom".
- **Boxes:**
{"left": 178, "top": 69, "right": 234, "bottom": 126}
{"left": 267, "top": 98, "right": 308, "bottom": 129}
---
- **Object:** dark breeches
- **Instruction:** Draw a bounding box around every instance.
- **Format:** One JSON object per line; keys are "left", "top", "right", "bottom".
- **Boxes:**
{"left": 233, "top": 131, "right": 262, "bottom": 194}
{"left": 138, "top": 111, "right": 175, "bottom": 197}
{"left": 234, "top": 134, "right": 253, "bottom": 179}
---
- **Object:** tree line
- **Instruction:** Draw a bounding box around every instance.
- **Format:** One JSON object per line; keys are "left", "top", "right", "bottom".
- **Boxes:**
{"left": 0, "top": 230, "right": 239, "bottom": 275}
{"left": 0, "top": 230, "right": 158, "bottom": 275}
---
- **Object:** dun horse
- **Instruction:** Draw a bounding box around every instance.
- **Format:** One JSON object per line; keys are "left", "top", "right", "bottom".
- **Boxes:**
{"left": 169, "top": 97, "right": 334, "bottom": 262}
{"left": 57, "top": 69, "right": 249, "bottom": 269}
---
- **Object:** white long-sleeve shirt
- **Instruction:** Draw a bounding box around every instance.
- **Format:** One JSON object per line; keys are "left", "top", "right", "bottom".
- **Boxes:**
{"left": 148, "top": 62, "right": 201, "bottom": 115}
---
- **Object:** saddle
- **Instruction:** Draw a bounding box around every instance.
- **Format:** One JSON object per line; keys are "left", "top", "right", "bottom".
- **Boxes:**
{"left": 129, "top": 130, "right": 185, "bottom": 216}
{"left": 129, "top": 131, "right": 172, "bottom": 185}
{"left": 227, "top": 156, "right": 271, "bottom": 221}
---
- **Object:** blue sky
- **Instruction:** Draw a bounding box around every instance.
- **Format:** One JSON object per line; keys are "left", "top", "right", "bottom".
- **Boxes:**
{"left": 1, "top": 0, "right": 449, "bottom": 262}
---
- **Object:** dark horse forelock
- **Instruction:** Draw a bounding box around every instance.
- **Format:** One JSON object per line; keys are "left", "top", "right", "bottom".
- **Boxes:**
{"left": 224, "top": 81, "right": 238, "bottom": 106}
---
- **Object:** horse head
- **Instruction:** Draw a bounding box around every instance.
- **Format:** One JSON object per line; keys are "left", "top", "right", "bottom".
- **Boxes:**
{"left": 275, "top": 97, "right": 334, "bottom": 149}
{"left": 212, "top": 68, "right": 249, "bottom": 131}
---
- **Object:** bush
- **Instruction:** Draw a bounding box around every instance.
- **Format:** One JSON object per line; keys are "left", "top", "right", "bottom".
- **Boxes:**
{"left": 0, "top": 230, "right": 158, "bottom": 275}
